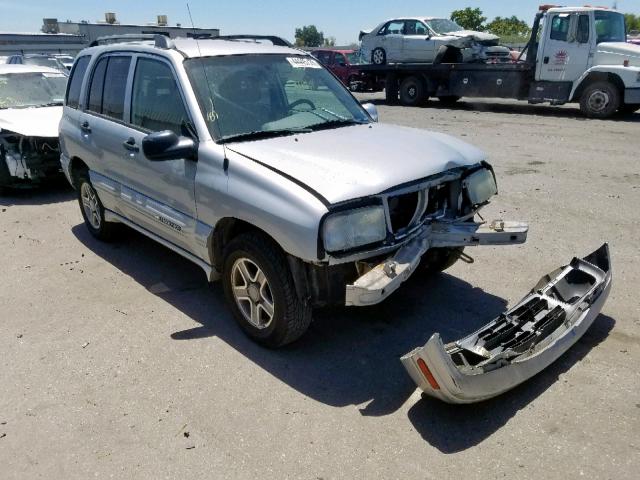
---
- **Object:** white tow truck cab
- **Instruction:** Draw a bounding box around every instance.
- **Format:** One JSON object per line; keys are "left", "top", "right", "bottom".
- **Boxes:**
{"left": 360, "top": 5, "right": 640, "bottom": 118}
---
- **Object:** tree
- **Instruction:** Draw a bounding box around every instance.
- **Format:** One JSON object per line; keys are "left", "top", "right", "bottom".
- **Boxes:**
{"left": 486, "top": 16, "right": 531, "bottom": 37}
{"left": 451, "top": 8, "right": 487, "bottom": 32}
{"left": 295, "top": 25, "right": 324, "bottom": 47}
{"left": 323, "top": 36, "right": 336, "bottom": 47}
{"left": 625, "top": 13, "right": 640, "bottom": 33}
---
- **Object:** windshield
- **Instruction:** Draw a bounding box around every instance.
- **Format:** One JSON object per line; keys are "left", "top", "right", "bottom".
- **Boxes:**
{"left": 0, "top": 71, "right": 67, "bottom": 109}
{"left": 185, "top": 54, "right": 370, "bottom": 142}
{"left": 595, "top": 11, "right": 626, "bottom": 43}
{"left": 346, "top": 52, "right": 363, "bottom": 64}
{"left": 425, "top": 19, "right": 464, "bottom": 34}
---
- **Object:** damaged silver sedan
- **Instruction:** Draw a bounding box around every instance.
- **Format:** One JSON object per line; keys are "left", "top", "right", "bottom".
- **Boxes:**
{"left": 0, "top": 65, "right": 65, "bottom": 190}
{"left": 401, "top": 244, "right": 612, "bottom": 403}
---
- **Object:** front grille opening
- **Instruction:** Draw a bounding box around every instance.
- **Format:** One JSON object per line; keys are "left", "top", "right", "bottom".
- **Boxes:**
{"left": 388, "top": 191, "right": 420, "bottom": 232}
{"left": 424, "top": 183, "right": 450, "bottom": 217}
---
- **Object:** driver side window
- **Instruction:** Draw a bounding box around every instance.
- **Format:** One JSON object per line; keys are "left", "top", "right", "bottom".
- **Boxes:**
{"left": 550, "top": 15, "right": 570, "bottom": 41}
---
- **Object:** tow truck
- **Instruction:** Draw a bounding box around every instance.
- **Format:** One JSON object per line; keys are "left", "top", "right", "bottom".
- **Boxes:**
{"left": 358, "top": 6, "right": 640, "bottom": 118}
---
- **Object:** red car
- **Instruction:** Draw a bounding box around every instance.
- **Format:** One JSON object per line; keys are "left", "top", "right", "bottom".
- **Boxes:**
{"left": 311, "top": 49, "right": 383, "bottom": 92}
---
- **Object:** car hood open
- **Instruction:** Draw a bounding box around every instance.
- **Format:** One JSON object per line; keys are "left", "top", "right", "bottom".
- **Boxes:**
{"left": 0, "top": 106, "right": 62, "bottom": 137}
{"left": 225, "top": 123, "right": 485, "bottom": 205}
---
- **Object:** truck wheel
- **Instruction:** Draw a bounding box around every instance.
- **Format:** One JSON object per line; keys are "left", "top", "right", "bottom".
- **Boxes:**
{"left": 618, "top": 103, "right": 640, "bottom": 115}
{"left": 399, "top": 76, "right": 426, "bottom": 106}
{"left": 77, "top": 173, "right": 119, "bottom": 241}
{"left": 579, "top": 81, "right": 621, "bottom": 118}
{"left": 418, "top": 247, "right": 465, "bottom": 274}
{"left": 348, "top": 75, "right": 360, "bottom": 92}
{"left": 438, "top": 96, "right": 461, "bottom": 105}
{"left": 372, "top": 48, "right": 386, "bottom": 65}
{"left": 222, "top": 232, "right": 312, "bottom": 348}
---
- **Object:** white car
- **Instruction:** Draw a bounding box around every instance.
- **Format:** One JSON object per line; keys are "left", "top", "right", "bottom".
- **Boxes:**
{"left": 0, "top": 64, "right": 66, "bottom": 189}
{"left": 360, "top": 17, "right": 511, "bottom": 65}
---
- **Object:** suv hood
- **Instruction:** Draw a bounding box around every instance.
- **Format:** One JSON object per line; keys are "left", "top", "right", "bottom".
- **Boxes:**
{"left": 596, "top": 42, "right": 640, "bottom": 67}
{"left": 0, "top": 106, "right": 62, "bottom": 137}
{"left": 226, "top": 123, "right": 485, "bottom": 205}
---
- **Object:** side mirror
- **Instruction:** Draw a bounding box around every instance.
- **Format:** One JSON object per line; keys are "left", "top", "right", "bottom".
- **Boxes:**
{"left": 142, "top": 130, "right": 197, "bottom": 161}
{"left": 361, "top": 102, "right": 379, "bottom": 122}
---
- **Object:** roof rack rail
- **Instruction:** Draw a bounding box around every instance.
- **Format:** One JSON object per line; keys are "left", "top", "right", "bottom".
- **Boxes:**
{"left": 216, "top": 35, "right": 293, "bottom": 47}
{"left": 89, "top": 33, "right": 168, "bottom": 47}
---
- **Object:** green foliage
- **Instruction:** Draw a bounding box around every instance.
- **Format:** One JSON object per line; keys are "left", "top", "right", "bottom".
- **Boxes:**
{"left": 625, "top": 13, "right": 640, "bottom": 33}
{"left": 451, "top": 8, "right": 487, "bottom": 32}
{"left": 486, "top": 16, "right": 531, "bottom": 37}
{"left": 323, "top": 36, "right": 336, "bottom": 47}
{"left": 295, "top": 25, "right": 325, "bottom": 47}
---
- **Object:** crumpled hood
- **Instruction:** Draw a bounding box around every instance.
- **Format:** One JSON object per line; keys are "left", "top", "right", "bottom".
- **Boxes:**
{"left": 0, "top": 106, "right": 62, "bottom": 137}
{"left": 444, "top": 30, "right": 500, "bottom": 43}
{"left": 596, "top": 42, "right": 640, "bottom": 67}
{"left": 226, "top": 123, "right": 486, "bottom": 205}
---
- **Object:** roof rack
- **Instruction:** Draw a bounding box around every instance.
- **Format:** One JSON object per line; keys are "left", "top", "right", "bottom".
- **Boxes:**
{"left": 216, "top": 35, "right": 292, "bottom": 47}
{"left": 88, "top": 33, "right": 175, "bottom": 50}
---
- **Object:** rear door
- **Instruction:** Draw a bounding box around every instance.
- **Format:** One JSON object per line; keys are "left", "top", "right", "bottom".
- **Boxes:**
{"left": 379, "top": 21, "right": 405, "bottom": 62}
{"left": 402, "top": 20, "right": 436, "bottom": 62}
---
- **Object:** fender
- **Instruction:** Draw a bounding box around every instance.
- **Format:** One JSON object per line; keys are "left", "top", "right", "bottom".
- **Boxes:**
{"left": 570, "top": 65, "right": 640, "bottom": 101}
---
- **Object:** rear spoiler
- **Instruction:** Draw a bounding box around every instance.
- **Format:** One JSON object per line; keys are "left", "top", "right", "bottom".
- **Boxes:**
{"left": 358, "top": 30, "right": 371, "bottom": 42}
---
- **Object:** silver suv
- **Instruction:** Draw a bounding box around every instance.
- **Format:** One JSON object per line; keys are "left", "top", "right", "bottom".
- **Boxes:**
{"left": 59, "top": 36, "right": 526, "bottom": 346}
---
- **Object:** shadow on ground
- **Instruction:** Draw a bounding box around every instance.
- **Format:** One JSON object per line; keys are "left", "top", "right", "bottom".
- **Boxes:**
{"left": 366, "top": 97, "right": 640, "bottom": 122}
{"left": 0, "top": 178, "right": 74, "bottom": 206}
{"left": 72, "top": 223, "right": 614, "bottom": 451}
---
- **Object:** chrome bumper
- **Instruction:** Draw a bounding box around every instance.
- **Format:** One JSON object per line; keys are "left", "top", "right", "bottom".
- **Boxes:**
{"left": 400, "top": 244, "right": 612, "bottom": 404}
{"left": 345, "top": 220, "right": 528, "bottom": 307}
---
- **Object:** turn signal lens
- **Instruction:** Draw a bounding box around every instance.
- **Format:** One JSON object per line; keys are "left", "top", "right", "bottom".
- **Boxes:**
{"left": 416, "top": 358, "right": 441, "bottom": 390}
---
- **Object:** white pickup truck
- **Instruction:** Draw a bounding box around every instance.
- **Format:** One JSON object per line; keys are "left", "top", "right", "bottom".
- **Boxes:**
{"left": 359, "top": 6, "right": 640, "bottom": 118}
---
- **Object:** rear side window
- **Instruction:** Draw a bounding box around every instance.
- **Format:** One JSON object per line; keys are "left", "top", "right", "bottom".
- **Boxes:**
{"left": 65, "top": 56, "right": 90, "bottom": 108}
{"left": 550, "top": 15, "right": 570, "bottom": 41}
{"left": 130, "top": 58, "right": 189, "bottom": 135}
{"left": 86, "top": 55, "right": 131, "bottom": 121}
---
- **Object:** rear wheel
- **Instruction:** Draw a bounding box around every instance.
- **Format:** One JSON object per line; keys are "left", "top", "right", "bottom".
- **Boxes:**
{"left": 222, "top": 232, "right": 312, "bottom": 348}
{"left": 77, "top": 172, "right": 119, "bottom": 241}
{"left": 348, "top": 75, "right": 360, "bottom": 92}
{"left": 418, "top": 247, "right": 465, "bottom": 274}
{"left": 399, "top": 76, "right": 426, "bottom": 106}
{"left": 579, "top": 81, "right": 621, "bottom": 118}
{"left": 371, "top": 48, "right": 386, "bottom": 65}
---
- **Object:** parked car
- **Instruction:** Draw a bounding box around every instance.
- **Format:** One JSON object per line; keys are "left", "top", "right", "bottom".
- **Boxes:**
{"left": 5, "top": 54, "right": 68, "bottom": 73}
{"left": 359, "top": 17, "right": 511, "bottom": 64}
{"left": 0, "top": 64, "right": 67, "bottom": 189}
{"left": 311, "top": 48, "right": 383, "bottom": 92}
{"left": 59, "top": 36, "right": 610, "bottom": 403}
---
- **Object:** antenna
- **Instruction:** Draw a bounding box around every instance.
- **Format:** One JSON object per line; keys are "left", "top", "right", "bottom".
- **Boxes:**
{"left": 186, "top": 2, "right": 224, "bottom": 141}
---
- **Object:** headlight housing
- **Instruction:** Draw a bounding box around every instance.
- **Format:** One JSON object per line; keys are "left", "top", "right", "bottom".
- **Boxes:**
{"left": 323, "top": 205, "right": 387, "bottom": 252}
{"left": 464, "top": 168, "right": 498, "bottom": 205}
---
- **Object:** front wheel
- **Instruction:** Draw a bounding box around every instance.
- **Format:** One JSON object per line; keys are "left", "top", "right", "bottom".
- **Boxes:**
{"left": 222, "top": 232, "right": 312, "bottom": 348}
{"left": 77, "top": 173, "right": 119, "bottom": 241}
{"left": 579, "top": 81, "right": 621, "bottom": 118}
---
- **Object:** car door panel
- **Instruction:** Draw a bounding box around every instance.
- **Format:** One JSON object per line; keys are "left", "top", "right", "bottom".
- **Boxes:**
{"left": 403, "top": 20, "right": 436, "bottom": 62}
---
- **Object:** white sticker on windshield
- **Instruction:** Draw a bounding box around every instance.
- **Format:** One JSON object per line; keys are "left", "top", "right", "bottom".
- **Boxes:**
{"left": 42, "top": 73, "right": 65, "bottom": 78}
{"left": 286, "top": 57, "right": 322, "bottom": 69}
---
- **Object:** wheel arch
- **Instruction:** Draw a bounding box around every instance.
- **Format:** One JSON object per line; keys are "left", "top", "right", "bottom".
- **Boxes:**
{"left": 68, "top": 156, "right": 90, "bottom": 189}
{"left": 571, "top": 71, "right": 625, "bottom": 102}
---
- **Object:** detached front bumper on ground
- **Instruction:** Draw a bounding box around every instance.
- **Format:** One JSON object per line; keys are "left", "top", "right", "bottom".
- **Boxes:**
{"left": 401, "top": 244, "right": 612, "bottom": 404}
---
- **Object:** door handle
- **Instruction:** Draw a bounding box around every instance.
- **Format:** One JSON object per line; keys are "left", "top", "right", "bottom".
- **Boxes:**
{"left": 543, "top": 56, "right": 550, "bottom": 64}
{"left": 80, "top": 121, "right": 91, "bottom": 134}
{"left": 122, "top": 137, "right": 139, "bottom": 152}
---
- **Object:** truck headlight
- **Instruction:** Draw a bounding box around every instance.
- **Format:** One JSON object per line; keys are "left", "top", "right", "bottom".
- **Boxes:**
{"left": 323, "top": 205, "right": 387, "bottom": 252}
{"left": 464, "top": 168, "right": 498, "bottom": 205}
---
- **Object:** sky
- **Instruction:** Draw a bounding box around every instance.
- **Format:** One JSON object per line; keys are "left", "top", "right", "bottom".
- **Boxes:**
{"left": 1, "top": 0, "right": 640, "bottom": 44}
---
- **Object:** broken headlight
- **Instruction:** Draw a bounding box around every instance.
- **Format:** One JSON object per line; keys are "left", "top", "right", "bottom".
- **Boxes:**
{"left": 323, "top": 205, "right": 387, "bottom": 253}
{"left": 464, "top": 168, "right": 497, "bottom": 205}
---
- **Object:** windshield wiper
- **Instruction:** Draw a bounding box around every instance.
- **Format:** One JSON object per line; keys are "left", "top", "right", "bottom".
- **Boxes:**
{"left": 219, "top": 128, "right": 311, "bottom": 144}
{"left": 308, "top": 119, "right": 367, "bottom": 131}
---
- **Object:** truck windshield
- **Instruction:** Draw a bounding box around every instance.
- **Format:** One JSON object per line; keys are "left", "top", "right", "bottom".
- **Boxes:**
{"left": 425, "top": 19, "right": 464, "bottom": 34}
{"left": 0, "top": 71, "right": 67, "bottom": 109}
{"left": 185, "top": 54, "right": 370, "bottom": 143}
{"left": 594, "top": 11, "right": 626, "bottom": 43}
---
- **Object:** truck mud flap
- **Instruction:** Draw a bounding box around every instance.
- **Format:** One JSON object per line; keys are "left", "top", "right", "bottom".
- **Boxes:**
{"left": 401, "top": 244, "right": 612, "bottom": 404}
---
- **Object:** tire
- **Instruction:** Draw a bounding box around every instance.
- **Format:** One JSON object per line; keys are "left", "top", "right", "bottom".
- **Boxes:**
{"left": 347, "top": 75, "right": 360, "bottom": 92}
{"left": 222, "top": 232, "right": 312, "bottom": 348}
{"left": 579, "top": 81, "right": 621, "bottom": 118}
{"left": 618, "top": 103, "right": 640, "bottom": 115}
{"left": 417, "top": 247, "right": 465, "bottom": 275}
{"left": 399, "top": 76, "right": 426, "bottom": 106}
{"left": 76, "top": 172, "right": 119, "bottom": 241}
{"left": 438, "top": 95, "right": 461, "bottom": 105}
{"left": 371, "top": 48, "right": 386, "bottom": 65}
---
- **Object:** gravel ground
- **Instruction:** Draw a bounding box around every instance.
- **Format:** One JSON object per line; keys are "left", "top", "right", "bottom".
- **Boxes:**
{"left": 1, "top": 96, "right": 639, "bottom": 479}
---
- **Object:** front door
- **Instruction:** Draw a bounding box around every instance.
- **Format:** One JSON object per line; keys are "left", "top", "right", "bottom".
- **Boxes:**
{"left": 538, "top": 12, "right": 593, "bottom": 82}
{"left": 403, "top": 20, "right": 436, "bottom": 62}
